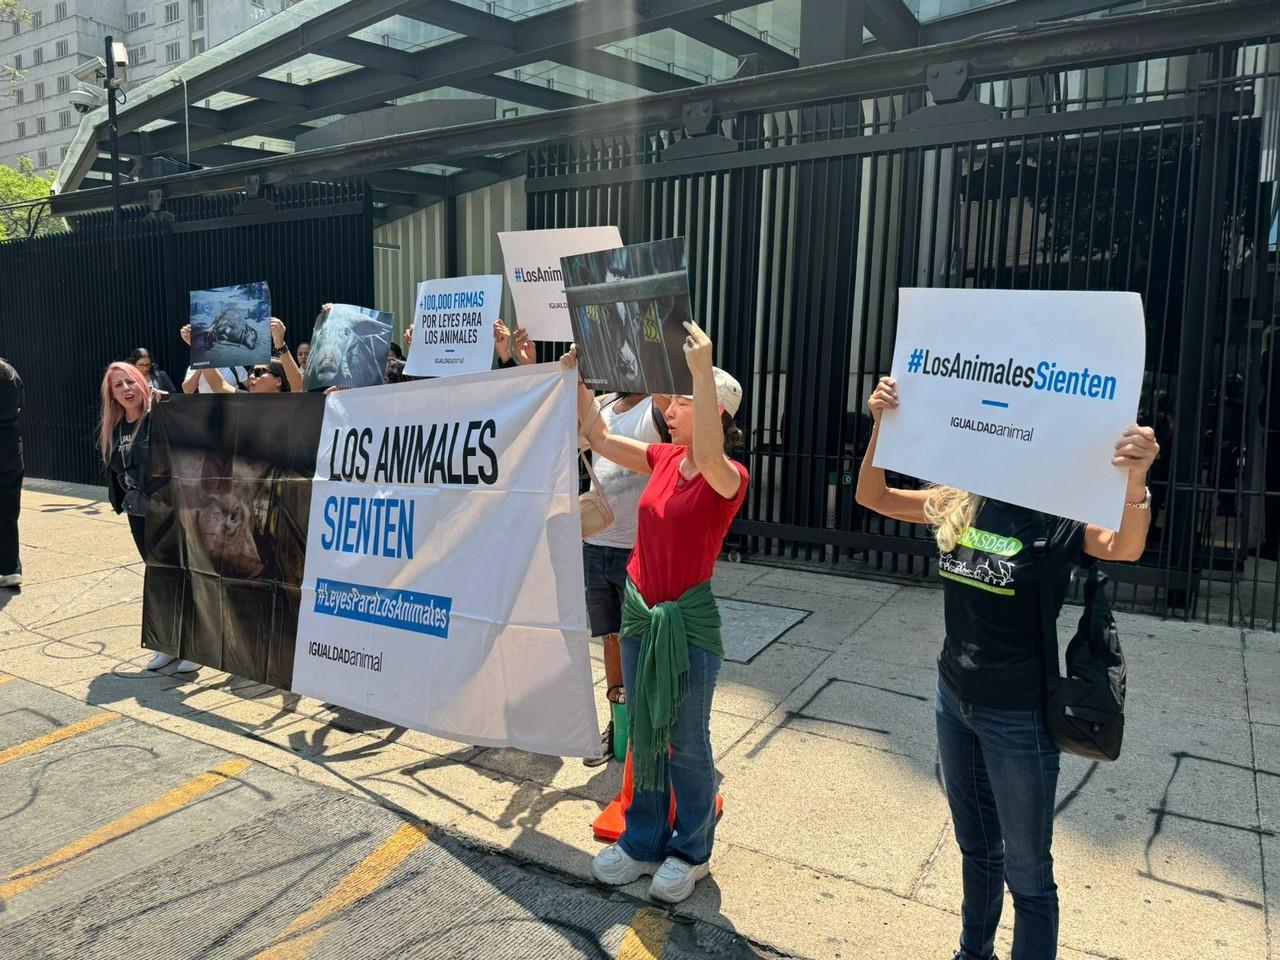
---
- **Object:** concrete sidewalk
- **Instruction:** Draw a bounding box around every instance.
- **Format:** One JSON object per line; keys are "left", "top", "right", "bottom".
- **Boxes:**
{"left": 1, "top": 481, "right": 1274, "bottom": 960}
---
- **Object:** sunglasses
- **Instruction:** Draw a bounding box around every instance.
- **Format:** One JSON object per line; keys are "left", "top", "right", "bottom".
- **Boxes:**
{"left": 249, "top": 366, "right": 274, "bottom": 378}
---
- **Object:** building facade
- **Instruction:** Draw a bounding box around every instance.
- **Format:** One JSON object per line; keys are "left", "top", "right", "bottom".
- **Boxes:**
{"left": 0, "top": 0, "right": 288, "bottom": 174}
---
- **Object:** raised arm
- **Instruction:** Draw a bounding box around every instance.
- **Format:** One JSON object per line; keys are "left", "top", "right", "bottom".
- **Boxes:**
{"left": 270, "top": 318, "right": 303, "bottom": 392}
{"left": 855, "top": 376, "right": 931, "bottom": 524}
{"left": 563, "top": 348, "right": 651, "bottom": 475}
{"left": 179, "top": 325, "right": 201, "bottom": 394}
{"left": 682, "top": 321, "right": 742, "bottom": 500}
{"left": 1083, "top": 426, "right": 1159, "bottom": 562}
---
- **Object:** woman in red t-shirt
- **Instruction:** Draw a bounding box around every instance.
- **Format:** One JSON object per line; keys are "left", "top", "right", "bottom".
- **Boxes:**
{"left": 564, "top": 320, "right": 748, "bottom": 905}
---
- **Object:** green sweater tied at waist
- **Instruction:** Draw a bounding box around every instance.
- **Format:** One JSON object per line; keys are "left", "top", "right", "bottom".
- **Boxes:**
{"left": 620, "top": 578, "right": 723, "bottom": 791}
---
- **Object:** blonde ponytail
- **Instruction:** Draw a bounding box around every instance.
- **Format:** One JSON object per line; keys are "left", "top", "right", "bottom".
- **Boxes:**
{"left": 924, "top": 486, "right": 982, "bottom": 554}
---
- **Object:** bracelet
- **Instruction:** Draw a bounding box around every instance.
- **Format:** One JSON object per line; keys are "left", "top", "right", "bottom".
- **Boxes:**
{"left": 1124, "top": 487, "right": 1152, "bottom": 511}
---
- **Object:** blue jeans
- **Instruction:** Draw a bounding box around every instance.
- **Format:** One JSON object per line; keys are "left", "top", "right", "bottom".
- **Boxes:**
{"left": 935, "top": 678, "right": 1061, "bottom": 960}
{"left": 617, "top": 634, "right": 721, "bottom": 866}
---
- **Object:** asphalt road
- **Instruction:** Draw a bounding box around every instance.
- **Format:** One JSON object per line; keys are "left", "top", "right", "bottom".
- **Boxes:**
{"left": 0, "top": 671, "right": 766, "bottom": 960}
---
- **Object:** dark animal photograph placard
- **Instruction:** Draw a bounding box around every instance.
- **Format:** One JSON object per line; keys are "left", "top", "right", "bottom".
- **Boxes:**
{"left": 141, "top": 393, "right": 327, "bottom": 688}
{"left": 561, "top": 237, "right": 693, "bottom": 396}
{"left": 302, "top": 303, "right": 394, "bottom": 392}
{"left": 189, "top": 282, "right": 272, "bottom": 370}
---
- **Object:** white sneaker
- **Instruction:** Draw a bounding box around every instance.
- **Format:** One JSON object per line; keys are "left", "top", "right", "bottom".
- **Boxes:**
{"left": 145, "top": 651, "right": 176, "bottom": 670}
{"left": 0, "top": 573, "right": 21, "bottom": 588}
{"left": 172, "top": 660, "right": 200, "bottom": 673}
{"left": 647, "top": 855, "right": 710, "bottom": 904}
{"left": 591, "top": 844, "right": 661, "bottom": 886}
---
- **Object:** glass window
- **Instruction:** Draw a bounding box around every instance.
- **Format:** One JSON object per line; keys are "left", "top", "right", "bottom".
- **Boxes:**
{"left": 31, "top": 11, "right": 42, "bottom": 28}
{"left": 56, "top": 39, "right": 68, "bottom": 58}
{"left": 34, "top": 81, "right": 44, "bottom": 99}
{"left": 57, "top": 74, "right": 69, "bottom": 93}
{"left": 16, "top": 121, "right": 25, "bottom": 138}
{"left": 191, "top": 0, "right": 205, "bottom": 32}
{"left": 165, "top": 3, "right": 180, "bottom": 23}
{"left": 32, "top": 47, "right": 42, "bottom": 66}
{"left": 126, "top": 11, "right": 144, "bottom": 30}
{"left": 55, "top": 2, "right": 68, "bottom": 20}
{"left": 191, "top": 37, "right": 205, "bottom": 56}
{"left": 36, "top": 116, "right": 46, "bottom": 135}
{"left": 127, "top": 45, "right": 146, "bottom": 67}
{"left": 59, "top": 109, "right": 71, "bottom": 128}
{"left": 37, "top": 149, "right": 47, "bottom": 167}
{"left": 165, "top": 41, "right": 181, "bottom": 64}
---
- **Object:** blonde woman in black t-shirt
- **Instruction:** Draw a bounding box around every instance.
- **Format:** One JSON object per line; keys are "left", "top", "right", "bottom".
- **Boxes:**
{"left": 855, "top": 375, "right": 1157, "bottom": 960}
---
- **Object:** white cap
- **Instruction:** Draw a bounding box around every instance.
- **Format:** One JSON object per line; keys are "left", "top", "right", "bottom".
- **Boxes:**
{"left": 713, "top": 367, "right": 742, "bottom": 418}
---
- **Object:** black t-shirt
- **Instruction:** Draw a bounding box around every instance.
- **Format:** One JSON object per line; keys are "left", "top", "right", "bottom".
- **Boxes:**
{"left": 938, "top": 499, "right": 1085, "bottom": 709}
{"left": 109, "top": 417, "right": 150, "bottom": 507}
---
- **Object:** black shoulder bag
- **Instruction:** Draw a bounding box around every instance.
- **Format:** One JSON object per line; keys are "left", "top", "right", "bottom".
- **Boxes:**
{"left": 1032, "top": 529, "right": 1127, "bottom": 761}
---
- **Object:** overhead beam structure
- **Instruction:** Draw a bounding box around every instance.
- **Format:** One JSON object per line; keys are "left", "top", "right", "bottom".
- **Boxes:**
{"left": 54, "top": 0, "right": 1173, "bottom": 220}
{"left": 676, "top": 17, "right": 799, "bottom": 72}
{"left": 50, "top": 0, "right": 1275, "bottom": 219}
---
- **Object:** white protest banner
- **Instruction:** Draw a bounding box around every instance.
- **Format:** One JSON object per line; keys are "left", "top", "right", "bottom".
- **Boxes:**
{"left": 874, "top": 289, "right": 1145, "bottom": 530}
{"left": 291, "top": 364, "right": 599, "bottom": 757}
{"left": 405, "top": 275, "right": 503, "bottom": 378}
{"left": 498, "top": 226, "right": 622, "bottom": 341}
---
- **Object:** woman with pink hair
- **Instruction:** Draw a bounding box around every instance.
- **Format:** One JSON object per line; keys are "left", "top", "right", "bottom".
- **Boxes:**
{"left": 99, "top": 362, "right": 198, "bottom": 674}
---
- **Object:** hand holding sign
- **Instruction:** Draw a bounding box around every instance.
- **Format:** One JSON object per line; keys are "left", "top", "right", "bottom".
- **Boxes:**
{"left": 868, "top": 376, "right": 899, "bottom": 421}
{"left": 1113, "top": 425, "right": 1159, "bottom": 472}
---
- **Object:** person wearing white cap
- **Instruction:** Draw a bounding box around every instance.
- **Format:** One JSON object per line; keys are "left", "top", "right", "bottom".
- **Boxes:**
{"left": 564, "top": 319, "right": 748, "bottom": 905}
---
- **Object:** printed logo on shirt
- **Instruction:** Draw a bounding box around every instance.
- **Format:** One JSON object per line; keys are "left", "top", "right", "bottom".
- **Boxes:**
{"left": 956, "top": 527, "right": 1022, "bottom": 557}
{"left": 939, "top": 525, "right": 1023, "bottom": 597}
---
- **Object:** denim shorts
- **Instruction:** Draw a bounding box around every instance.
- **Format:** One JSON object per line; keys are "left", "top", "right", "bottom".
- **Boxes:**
{"left": 583, "top": 542, "right": 632, "bottom": 637}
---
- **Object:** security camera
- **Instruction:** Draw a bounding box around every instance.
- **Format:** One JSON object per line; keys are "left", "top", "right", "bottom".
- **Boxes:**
{"left": 72, "top": 57, "right": 105, "bottom": 84}
{"left": 109, "top": 41, "right": 128, "bottom": 81}
{"left": 69, "top": 87, "right": 103, "bottom": 114}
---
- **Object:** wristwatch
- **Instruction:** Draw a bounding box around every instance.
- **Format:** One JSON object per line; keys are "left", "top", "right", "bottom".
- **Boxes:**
{"left": 1124, "top": 487, "right": 1152, "bottom": 511}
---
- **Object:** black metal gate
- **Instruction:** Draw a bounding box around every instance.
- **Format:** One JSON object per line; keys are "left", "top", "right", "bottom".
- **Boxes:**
{"left": 0, "top": 180, "right": 373, "bottom": 486}
{"left": 527, "top": 36, "right": 1280, "bottom": 627}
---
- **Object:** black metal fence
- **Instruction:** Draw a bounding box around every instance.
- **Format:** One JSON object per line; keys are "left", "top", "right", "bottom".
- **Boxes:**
{"left": 526, "top": 35, "right": 1280, "bottom": 628}
{"left": 0, "top": 180, "right": 373, "bottom": 486}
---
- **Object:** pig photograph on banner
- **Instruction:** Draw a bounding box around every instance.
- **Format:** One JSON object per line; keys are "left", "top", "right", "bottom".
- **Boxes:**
{"left": 188, "top": 282, "right": 272, "bottom": 370}
{"left": 141, "top": 393, "right": 327, "bottom": 687}
{"left": 302, "top": 303, "right": 394, "bottom": 392}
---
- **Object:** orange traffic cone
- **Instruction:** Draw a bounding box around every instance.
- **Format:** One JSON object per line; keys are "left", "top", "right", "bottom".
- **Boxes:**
{"left": 592, "top": 746, "right": 724, "bottom": 843}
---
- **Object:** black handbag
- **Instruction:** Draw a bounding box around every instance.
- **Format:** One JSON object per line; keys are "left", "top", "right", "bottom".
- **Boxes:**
{"left": 1033, "top": 533, "right": 1127, "bottom": 762}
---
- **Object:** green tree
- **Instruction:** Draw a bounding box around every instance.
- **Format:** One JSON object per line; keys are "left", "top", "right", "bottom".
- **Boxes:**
{"left": 0, "top": 158, "right": 62, "bottom": 241}
{"left": 0, "top": 3, "right": 30, "bottom": 99}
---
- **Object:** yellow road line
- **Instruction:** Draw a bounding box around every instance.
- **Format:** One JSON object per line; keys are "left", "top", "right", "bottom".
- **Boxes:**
{"left": 0, "top": 757, "right": 251, "bottom": 899}
{"left": 0, "top": 712, "right": 118, "bottom": 766}
{"left": 618, "top": 907, "right": 673, "bottom": 960}
{"left": 252, "top": 821, "right": 434, "bottom": 960}
{"left": 0, "top": 673, "right": 15, "bottom": 685}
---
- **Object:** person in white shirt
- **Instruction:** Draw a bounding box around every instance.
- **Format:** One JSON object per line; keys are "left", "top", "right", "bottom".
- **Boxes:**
{"left": 179, "top": 323, "right": 246, "bottom": 393}
{"left": 582, "top": 391, "right": 670, "bottom": 767}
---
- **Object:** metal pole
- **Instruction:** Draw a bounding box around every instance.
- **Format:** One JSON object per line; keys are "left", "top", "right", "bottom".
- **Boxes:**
{"left": 181, "top": 75, "right": 190, "bottom": 166}
{"left": 105, "top": 35, "right": 121, "bottom": 268}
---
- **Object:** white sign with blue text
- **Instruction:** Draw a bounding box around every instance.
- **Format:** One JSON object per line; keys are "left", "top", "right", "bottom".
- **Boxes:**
{"left": 291, "top": 364, "right": 599, "bottom": 757}
{"left": 873, "top": 288, "right": 1145, "bottom": 530}
{"left": 406, "top": 275, "right": 504, "bottom": 378}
